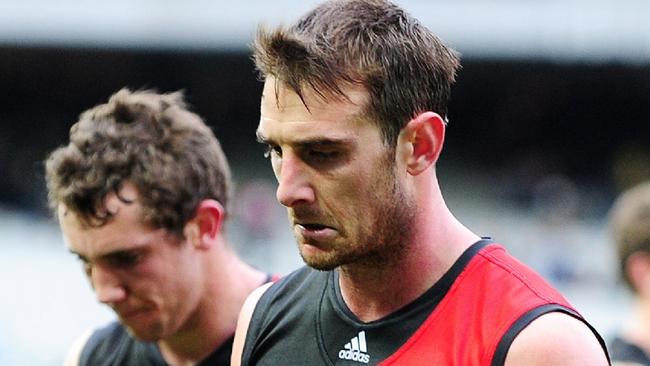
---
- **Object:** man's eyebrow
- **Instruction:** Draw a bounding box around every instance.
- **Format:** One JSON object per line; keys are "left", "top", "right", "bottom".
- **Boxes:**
{"left": 295, "top": 138, "right": 354, "bottom": 148}
{"left": 256, "top": 132, "right": 354, "bottom": 148}
{"left": 68, "top": 244, "right": 148, "bottom": 262}
{"left": 69, "top": 249, "right": 88, "bottom": 262}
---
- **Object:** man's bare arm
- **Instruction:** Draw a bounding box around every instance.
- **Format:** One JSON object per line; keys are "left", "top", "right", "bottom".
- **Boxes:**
{"left": 505, "top": 312, "right": 609, "bottom": 365}
{"left": 231, "top": 283, "right": 273, "bottom": 366}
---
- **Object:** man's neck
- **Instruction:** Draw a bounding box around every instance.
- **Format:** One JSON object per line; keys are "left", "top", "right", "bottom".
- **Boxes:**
{"left": 624, "top": 297, "right": 650, "bottom": 357}
{"left": 337, "top": 211, "right": 479, "bottom": 322}
{"left": 157, "top": 249, "right": 268, "bottom": 366}
{"left": 158, "top": 322, "right": 230, "bottom": 366}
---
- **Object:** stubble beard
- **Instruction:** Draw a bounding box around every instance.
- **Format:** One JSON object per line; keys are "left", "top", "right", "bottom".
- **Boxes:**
{"left": 301, "top": 155, "right": 416, "bottom": 271}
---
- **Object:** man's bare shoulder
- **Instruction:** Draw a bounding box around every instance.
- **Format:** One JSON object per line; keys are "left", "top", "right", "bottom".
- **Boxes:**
{"left": 231, "top": 282, "right": 274, "bottom": 366}
{"left": 505, "top": 311, "right": 609, "bottom": 365}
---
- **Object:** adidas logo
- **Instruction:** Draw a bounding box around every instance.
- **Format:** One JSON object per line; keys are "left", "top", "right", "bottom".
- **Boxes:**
{"left": 338, "top": 330, "right": 370, "bottom": 364}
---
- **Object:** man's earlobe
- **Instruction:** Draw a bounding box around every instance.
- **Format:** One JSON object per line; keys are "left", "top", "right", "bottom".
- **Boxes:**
{"left": 404, "top": 112, "right": 445, "bottom": 175}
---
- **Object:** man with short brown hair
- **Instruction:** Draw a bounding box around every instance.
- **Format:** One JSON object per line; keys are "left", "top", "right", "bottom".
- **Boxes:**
{"left": 46, "top": 88, "right": 269, "bottom": 366}
{"left": 232, "top": 1, "right": 610, "bottom": 365}
{"left": 608, "top": 181, "right": 650, "bottom": 365}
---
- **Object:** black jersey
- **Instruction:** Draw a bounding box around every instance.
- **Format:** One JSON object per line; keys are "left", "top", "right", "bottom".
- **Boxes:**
{"left": 609, "top": 336, "right": 650, "bottom": 365}
{"left": 78, "top": 321, "right": 232, "bottom": 366}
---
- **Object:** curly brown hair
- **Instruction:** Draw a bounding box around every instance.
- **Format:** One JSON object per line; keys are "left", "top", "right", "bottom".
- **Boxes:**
{"left": 253, "top": 0, "right": 461, "bottom": 147}
{"left": 45, "top": 88, "right": 231, "bottom": 237}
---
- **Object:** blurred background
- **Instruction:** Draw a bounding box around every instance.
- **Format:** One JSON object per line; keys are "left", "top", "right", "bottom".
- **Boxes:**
{"left": 1, "top": 0, "right": 650, "bottom": 364}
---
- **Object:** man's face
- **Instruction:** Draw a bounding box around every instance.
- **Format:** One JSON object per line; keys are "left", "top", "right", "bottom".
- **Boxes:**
{"left": 257, "top": 77, "right": 415, "bottom": 270}
{"left": 58, "top": 184, "right": 203, "bottom": 341}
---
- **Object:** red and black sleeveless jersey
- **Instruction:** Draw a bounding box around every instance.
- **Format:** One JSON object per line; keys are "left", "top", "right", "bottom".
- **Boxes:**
{"left": 241, "top": 240, "right": 608, "bottom": 365}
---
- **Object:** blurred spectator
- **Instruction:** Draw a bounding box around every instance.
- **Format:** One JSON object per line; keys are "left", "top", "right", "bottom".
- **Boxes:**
{"left": 607, "top": 181, "right": 650, "bottom": 365}
{"left": 530, "top": 174, "right": 582, "bottom": 284}
{"left": 233, "top": 179, "right": 281, "bottom": 240}
{"left": 230, "top": 179, "right": 300, "bottom": 275}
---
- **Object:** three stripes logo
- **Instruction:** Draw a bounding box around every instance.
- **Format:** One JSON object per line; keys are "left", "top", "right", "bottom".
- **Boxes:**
{"left": 338, "top": 330, "right": 370, "bottom": 364}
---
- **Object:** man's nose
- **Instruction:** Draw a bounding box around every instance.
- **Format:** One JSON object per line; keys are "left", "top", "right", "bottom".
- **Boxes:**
{"left": 275, "top": 153, "right": 315, "bottom": 208}
{"left": 90, "top": 265, "right": 127, "bottom": 305}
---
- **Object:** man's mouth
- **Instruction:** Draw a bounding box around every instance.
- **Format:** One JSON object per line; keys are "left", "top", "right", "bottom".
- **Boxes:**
{"left": 115, "top": 305, "right": 153, "bottom": 321}
{"left": 119, "top": 309, "right": 144, "bottom": 318}
{"left": 295, "top": 222, "right": 338, "bottom": 242}
{"left": 299, "top": 223, "right": 330, "bottom": 231}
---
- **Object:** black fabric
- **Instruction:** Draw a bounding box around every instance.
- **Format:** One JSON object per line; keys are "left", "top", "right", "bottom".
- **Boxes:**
{"left": 241, "top": 240, "right": 493, "bottom": 365}
{"left": 77, "top": 273, "right": 277, "bottom": 365}
{"left": 609, "top": 336, "right": 650, "bottom": 365}
{"left": 78, "top": 321, "right": 233, "bottom": 366}
{"left": 79, "top": 322, "right": 166, "bottom": 366}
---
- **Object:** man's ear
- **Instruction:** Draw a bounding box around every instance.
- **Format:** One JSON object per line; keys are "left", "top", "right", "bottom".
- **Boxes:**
{"left": 626, "top": 251, "right": 650, "bottom": 296}
{"left": 400, "top": 111, "right": 446, "bottom": 176}
{"left": 184, "top": 199, "right": 225, "bottom": 250}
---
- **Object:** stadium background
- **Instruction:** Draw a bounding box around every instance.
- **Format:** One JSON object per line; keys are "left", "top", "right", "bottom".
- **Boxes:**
{"left": 1, "top": 0, "right": 649, "bottom": 364}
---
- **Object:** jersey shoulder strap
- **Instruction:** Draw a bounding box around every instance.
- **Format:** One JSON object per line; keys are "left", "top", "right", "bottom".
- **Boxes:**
{"left": 380, "top": 244, "right": 602, "bottom": 366}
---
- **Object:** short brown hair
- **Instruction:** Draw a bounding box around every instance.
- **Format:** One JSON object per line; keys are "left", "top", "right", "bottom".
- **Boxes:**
{"left": 253, "top": 0, "right": 461, "bottom": 147}
{"left": 608, "top": 181, "right": 650, "bottom": 290}
{"left": 45, "top": 88, "right": 231, "bottom": 236}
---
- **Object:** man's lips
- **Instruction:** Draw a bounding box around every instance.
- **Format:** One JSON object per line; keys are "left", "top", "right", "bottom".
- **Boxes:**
{"left": 294, "top": 223, "right": 338, "bottom": 242}
{"left": 296, "top": 222, "right": 333, "bottom": 230}
{"left": 116, "top": 307, "right": 151, "bottom": 320}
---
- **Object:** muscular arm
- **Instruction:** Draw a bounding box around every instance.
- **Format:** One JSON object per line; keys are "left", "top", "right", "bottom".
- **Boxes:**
{"left": 504, "top": 312, "right": 609, "bottom": 365}
{"left": 231, "top": 282, "right": 273, "bottom": 366}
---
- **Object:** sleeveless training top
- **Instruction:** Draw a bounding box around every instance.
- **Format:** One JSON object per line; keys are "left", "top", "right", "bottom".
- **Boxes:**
{"left": 241, "top": 240, "right": 608, "bottom": 365}
{"left": 78, "top": 321, "right": 232, "bottom": 366}
{"left": 77, "top": 274, "right": 277, "bottom": 366}
{"left": 609, "top": 336, "right": 650, "bottom": 365}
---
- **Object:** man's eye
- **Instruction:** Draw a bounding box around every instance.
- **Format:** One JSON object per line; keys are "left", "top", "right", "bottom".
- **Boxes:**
{"left": 107, "top": 252, "right": 142, "bottom": 269}
{"left": 263, "top": 145, "right": 282, "bottom": 159}
{"left": 309, "top": 150, "right": 339, "bottom": 160}
{"left": 75, "top": 256, "right": 92, "bottom": 277}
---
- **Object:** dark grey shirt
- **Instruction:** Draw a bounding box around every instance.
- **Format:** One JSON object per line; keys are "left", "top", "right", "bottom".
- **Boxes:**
{"left": 609, "top": 336, "right": 650, "bottom": 365}
{"left": 78, "top": 320, "right": 232, "bottom": 366}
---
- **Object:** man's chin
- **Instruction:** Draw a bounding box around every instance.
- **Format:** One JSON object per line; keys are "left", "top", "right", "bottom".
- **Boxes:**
{"left": 299, "top": 250, "right": 340, "bottom": 271}
{"left": 123, "top": 323, "right": 164, "bottom": 342}
{"left": 304, "top": 260, "right": 339, "bottom": 272}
